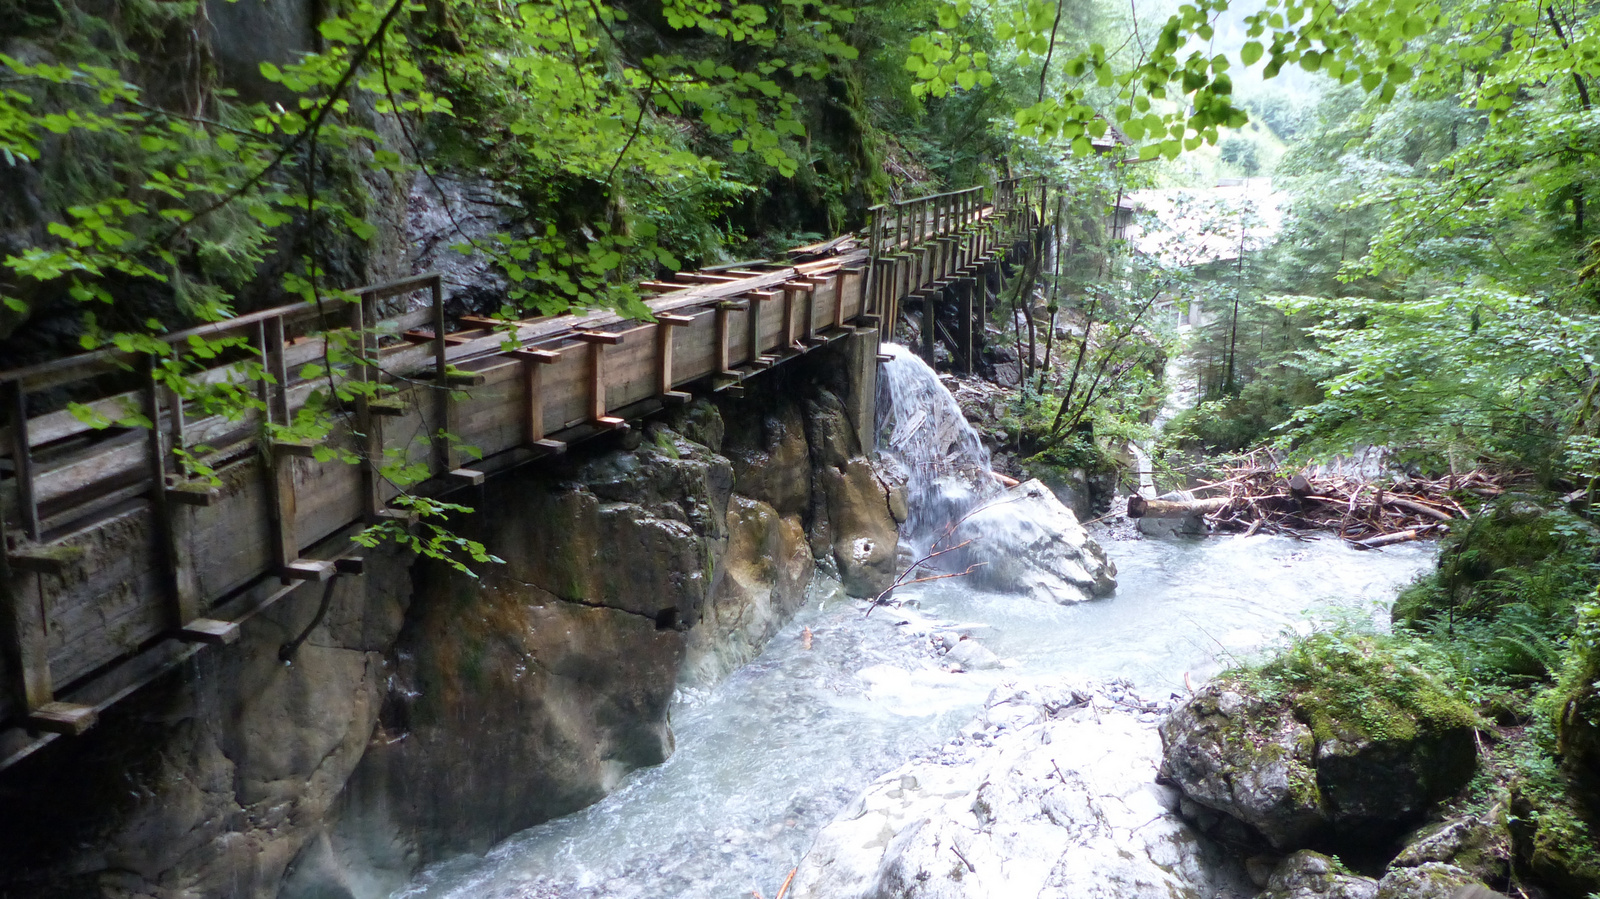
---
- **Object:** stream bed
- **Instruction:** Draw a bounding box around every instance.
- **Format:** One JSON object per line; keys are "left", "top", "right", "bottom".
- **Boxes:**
{"left": 395, "top": 530, "right": 1433, "bottom": 899}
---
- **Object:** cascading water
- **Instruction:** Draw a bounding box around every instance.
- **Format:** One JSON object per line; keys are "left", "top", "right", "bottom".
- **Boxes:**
{"left": 393, "top": 358, "right": 1436, "bottom": 899}
{"left": 874, "top": 343, "right": 999, "bottom": 548}
{"left": 875, "top": 342, "right": 1117, "bottom": 604}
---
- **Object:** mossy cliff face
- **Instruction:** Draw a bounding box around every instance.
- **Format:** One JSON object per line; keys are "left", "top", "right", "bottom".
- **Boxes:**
{"left": 0, "top": 365, "right": 895, "bottom": 899}
{"left": 1159, "top": 635, "right": 1479, "bottom": 853}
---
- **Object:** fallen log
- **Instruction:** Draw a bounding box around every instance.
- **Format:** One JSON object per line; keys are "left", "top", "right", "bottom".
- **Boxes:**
{"left": 1354, "top": 528, "right": 1423, "bottom": 549}
{"left": 1126, "top": 494, "right": 1232, "bottom": 519}
{"left": 1382, "top": 496, "right": 1453, "bottom": 521}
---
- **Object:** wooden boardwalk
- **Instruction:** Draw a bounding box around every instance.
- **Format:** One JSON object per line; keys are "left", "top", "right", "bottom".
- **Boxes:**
{"left": 0, "top": 178, "right": 1038, "bottom": 768}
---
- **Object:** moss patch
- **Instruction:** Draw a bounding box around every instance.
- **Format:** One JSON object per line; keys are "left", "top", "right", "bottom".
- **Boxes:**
{"left": 1245, "top": 633, "right": 1479, "bottom": 747}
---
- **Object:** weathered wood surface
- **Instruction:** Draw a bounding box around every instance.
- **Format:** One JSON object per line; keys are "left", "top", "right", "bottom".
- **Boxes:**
{"left": 0, "top": 184, "right": 1027, "bottom": 760}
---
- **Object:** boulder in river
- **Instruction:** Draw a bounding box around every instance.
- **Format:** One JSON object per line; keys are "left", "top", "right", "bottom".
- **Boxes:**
{"left": 1258, "top": 850, "right": 1378, "bottom": 899}
{"left": 790, "top": 680, "right": 1244, "bottom": 899}
{"left": 948, "top": 480, "right": 1117, "bottom": 604}
{"left": 1159, "top": 634, "right": 1480, "bottom": 853}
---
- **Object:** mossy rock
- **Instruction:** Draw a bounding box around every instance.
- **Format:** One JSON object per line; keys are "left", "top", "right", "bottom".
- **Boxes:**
{"left": 1508, "top": 780, "right": 1600, "bottom": 896}
{"left": 1393, "top": 497, "right": 1600, "bottom": 628}
{"left": 1162, "top": 634, "right": 1479, "bottom": 853}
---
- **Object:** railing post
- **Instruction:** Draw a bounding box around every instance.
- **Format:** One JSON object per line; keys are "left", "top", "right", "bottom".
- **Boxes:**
{"left": 142, "top": 353, "right": 199, "bottom": 627}
{"left": 3, "top": 381, "right": 38, "bottom": 541}
{"left": 263, "top": 314, "right": 298, "bottom": 582}
{"left": 349, "top": 294, "right": 382, "bottom": 520}
{"left": 430, "top": 276, "right": 458, "bottom": 473}
{"left": 864, "top": 206, "right": 881, "bottom": 321}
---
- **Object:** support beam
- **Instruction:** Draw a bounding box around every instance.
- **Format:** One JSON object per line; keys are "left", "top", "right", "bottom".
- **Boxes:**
{"left": 179, "top": 618, "right": 240, "bottom": 646}
{"left": 0, "top": 546, "right": 51, "bottom": 713}
{"left": 573, "top": 331, "right": 625, "bottom": 429}
{"left": 513, "top": 348, "right": 561, "bottom": 449}
{"left": 655, "top": 314, "right": 693, "bottom": 404}
{"left": 28, "top": 701, "right": 96, "bottom": 736}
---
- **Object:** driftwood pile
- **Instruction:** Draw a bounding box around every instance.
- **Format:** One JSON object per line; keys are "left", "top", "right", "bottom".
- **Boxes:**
{"left": 1127, "top": 456, "right": 1519, "bottom": 548}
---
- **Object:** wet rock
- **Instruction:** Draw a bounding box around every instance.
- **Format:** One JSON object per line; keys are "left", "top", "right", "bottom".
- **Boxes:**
{"left": 683, "top": 496, "right": 815, "bottom": 685}
{"left": 949, "top": 479, "right": 1116, "bottom": 604}
{"left": 791, "top": 681, "right": 1243, "bottom": 899}
{"left": 1158, "top": 688, "right": 1326, "bottom": 851}
{"left": 1159, "top": 636, "right": 1479, "bottom": 853}
{"left": 724, "top": 399, "right": 812, "bottom": 518}
{"left": 822, "top": 458, "right": 899, "bottom": 597}
{"left": 1391, "top": 812, "right": 1511, "bottom": 883}
{"left": 324, "top": 578, "right": 684, "bottom": 882}
{"left": 1374, "top": 862, "right": 1483, "bottom": 898}
{"left": 1259, "top": 850, "right": 1378, "bottom": 899}
{"left": 944, "top": 638, "right": 1003, "bottom": 671}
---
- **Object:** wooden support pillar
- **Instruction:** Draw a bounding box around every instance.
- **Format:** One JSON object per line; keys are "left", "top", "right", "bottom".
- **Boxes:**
{"left": 511, "top": 348, "right": 563, "bottom": 453}
{"left": 781, "top": 285, "right": 800, "bottom": 351}
{"left": 959, "top": 278, "right": 976, "bottom": 375}
{"left": 655, "top": 314, "right": 693, "bottom": 403}
{"left": 715, "top": 301, "right": 737, "bottom": 375}
{"left": 574, "top": 331, "right": 627, "bottom": 430}
{"left": 0, "top": 539, "right": 51, "bottom": 715}
{"left": 785, "top": 285, "right": 818, "bottom": 346}
{"left": 746, "top": 291, "right": 778, "bottom": 366}
{"left": 268, "top": 442, "right": 299, "bottom": 584}
{"left": 829, "top": 274, "right": 846, "bottom": 329}
{"left": 922, "top": 290, "right": 938, "bottom": 363}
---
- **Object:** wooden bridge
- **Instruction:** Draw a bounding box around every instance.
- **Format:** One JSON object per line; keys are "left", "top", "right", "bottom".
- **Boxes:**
{"left": 0, "top": 177, "right": 1040, "bottom": 769}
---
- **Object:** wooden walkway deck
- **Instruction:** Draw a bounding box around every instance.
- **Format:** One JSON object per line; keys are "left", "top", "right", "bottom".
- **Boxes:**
{"left": 0, "top": 178, "right": 1038, "bottom": 768}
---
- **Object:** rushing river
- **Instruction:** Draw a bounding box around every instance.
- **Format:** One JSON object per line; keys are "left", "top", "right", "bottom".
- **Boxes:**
{"left": 395, "top": 346, "right": 1436, "bottom": 899}
{"left": 396, "top": 534, "right": 1432, "bottom": 899}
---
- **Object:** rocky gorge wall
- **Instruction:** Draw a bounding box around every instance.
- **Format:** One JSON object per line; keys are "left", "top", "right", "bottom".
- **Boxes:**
{"left": 0, "top": 355, "right": 899, "bottom": 899}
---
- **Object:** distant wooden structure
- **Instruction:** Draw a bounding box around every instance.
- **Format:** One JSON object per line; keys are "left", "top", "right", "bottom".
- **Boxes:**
{"left": 0, "top": 177, "right": 1038, "bottom": 769}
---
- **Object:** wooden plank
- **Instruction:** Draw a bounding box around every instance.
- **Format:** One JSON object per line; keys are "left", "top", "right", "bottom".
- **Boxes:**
{"left": 28, "top": 701, "right": 96, "bottom": 736}
{"left": 7, "top": 545, "right": 83, "bottom": 576}
{"left": 283, "top": 558, "right": 335, "bottom": 582}
{"left": 178, "top": 618, "right": 240, "bottom": 645}
{"left": 0, "top": 552, "right": 51, "bottom": 713}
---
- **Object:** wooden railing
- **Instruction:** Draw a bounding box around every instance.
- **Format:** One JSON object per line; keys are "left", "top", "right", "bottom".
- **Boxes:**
{"left": 0, "top": 177, "right": 1038, "bottom": 768}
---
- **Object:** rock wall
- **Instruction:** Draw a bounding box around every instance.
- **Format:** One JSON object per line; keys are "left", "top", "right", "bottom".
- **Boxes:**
{"left": 0, "top": 358, "right": 899, "bottom": 899}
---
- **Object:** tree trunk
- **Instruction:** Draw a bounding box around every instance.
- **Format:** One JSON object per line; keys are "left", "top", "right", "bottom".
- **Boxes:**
{"left": 1125, "top": 494, "right": 1231, "bottom": 519}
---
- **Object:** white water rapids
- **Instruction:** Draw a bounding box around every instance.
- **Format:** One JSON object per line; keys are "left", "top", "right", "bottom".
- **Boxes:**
{"left": 394, "top": 346, "right": 1434, "bottom": 899}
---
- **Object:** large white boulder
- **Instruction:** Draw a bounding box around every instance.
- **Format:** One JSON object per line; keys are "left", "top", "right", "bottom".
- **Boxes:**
{"left": 946, "top": 480, "right": 1117, "bottom": 604}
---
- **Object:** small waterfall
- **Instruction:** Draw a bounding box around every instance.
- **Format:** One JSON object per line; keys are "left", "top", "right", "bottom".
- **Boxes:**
{"left": 875, "top": 344, "right": 1000, "bottom": 547}
{"left": 875, "top": 343, "right": 1118, "bottom": 604}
